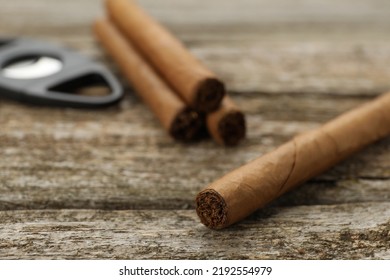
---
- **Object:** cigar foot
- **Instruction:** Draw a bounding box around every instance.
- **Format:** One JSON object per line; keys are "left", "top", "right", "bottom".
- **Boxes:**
{"left": 195, "top": 78, "right": 225, "bottom": 112}
{"left": 170, "top": 108, "right": 205, "bottom": 142}
{"left": 196, "top": 189, "right": 227, "bottom": 229}
{"left": 218, "top": 111, "right": 246, "bottom": 146}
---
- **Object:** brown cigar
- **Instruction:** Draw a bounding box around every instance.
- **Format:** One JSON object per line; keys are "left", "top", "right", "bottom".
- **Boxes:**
{"left": 94, "top": 18, "right": 204, "bottom": 142}
{"left": 197, "top": 92, "right": 390, "bottom": 229}
{"left": 106, "top": 0, "right": 225, "bottom": 112}
{"left": 207, "top": 96, "right": 246, "bottom": 146}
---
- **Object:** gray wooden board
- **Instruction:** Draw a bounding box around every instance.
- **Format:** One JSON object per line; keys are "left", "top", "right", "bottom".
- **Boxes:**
{"left": 0, "top": 96, "right": 389, "bottom": 211}
{"left": 0, "top": 205, "right": 389, "bottom": 259}
{"left": 0, "top": 0, "right": 389, "bottom": 259}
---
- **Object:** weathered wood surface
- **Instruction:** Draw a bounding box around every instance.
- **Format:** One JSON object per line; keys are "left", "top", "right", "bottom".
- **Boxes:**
{"left": 0, "top": 0, "right": 389, "bottom": 259}
{"left": 0, "top": 205, "right": 389, "bottom": 259}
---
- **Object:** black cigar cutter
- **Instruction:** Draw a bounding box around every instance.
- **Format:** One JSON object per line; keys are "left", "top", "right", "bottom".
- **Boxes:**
{"left": 0, "top": 37, "right": 123, "bottom": 107}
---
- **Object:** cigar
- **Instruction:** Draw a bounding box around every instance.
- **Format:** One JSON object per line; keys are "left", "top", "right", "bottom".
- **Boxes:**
{"left": 196, "top": 92, "right": 390, "bottom": 229}
{"left": 106, "top": 0, "right": 225, "bottom": 112}
{"left": 207, "top": 96, "right": 246, "bottom": 146}
{"left": 94, "top": 19, "right": 204, "bottom": 142}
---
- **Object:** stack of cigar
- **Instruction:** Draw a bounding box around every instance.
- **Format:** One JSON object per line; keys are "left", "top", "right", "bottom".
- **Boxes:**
{"left": 94, "top": 0, "right": 246, "bottom": 145}
{"left": 94, "top": 0, "right": 390, "bottom": 229}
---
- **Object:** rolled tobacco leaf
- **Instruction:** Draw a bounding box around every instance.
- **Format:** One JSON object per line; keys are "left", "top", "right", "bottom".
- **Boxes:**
{"left": 94, "top": 19, "right": 204, "bottom": 142}
{"left": 106, "top": 0, "right": 225, "bottom": 112}
{"left": 207, "top": 96, "right": 246, "bottom": 146}
{"left": 197, "top": 92, "right": 390, "bottom": 229}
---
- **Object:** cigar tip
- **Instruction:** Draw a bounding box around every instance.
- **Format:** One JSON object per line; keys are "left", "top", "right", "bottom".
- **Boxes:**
{"left": 195, "top": 78, "right": 225, "bottom": 113}
{"left": 170, "top": 108, "right": 206, "bottom": 142}
{"left": 219, "top": 111, "right": 246, "bottom": 146}
{"left": 196, "top": 189, "right": 228, "bottom": 229}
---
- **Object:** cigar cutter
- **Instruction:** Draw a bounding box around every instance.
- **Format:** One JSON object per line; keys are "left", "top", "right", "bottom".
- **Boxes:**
{"left": 0, "top": 37, "right": 123, "bottom": 107}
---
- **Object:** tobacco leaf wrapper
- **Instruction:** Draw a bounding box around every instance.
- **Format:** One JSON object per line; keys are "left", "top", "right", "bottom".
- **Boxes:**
{"left": 197, "top": 92, "right": 390, "bottom": 229}
{"left": 94, "top": 19, "right": 204, "bottom": 142}
{"left": 106, "top": 0, "right": 225, "bottom": 112}
{"left": 207, "top": 96, "right": 246, "bottom": 146}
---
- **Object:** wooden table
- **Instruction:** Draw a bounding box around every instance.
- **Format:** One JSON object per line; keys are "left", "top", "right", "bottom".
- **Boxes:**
{"left": 0, "top": 0, "right": 389, "bottom": 259}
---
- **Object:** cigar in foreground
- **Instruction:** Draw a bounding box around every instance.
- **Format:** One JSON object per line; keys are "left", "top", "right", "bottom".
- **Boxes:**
{"left": 106, "top": 0, "right": 225, "bottom": 112}
{"left": 207, "top": 96, "right": 246, "bottom": 146}
{"left": 94, "top": 19, "right": 204, "bottom": 142}
{"left": 196, "top": 92, "right": 390, "bottom": 229}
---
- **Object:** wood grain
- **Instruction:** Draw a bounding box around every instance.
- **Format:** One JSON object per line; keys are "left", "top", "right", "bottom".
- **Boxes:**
{"left": 1, "top": 0, "right": 390, "bottom": 95}
{"left": 0, "top": 96, "right": 389, "bottom": 211}
{"left": 0, "top": 205, "right": 389, "bottom": 259}
{"left": 0, "top": 0, "right": 389, "bottom": 259}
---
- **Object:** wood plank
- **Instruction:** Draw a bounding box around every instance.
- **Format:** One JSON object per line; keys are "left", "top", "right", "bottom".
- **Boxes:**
{"left": 0, "top": 1, "right": 389, "bottom": 211}
{"left": 0, "top": 0, "right": 389, "bottom": 260}
{"left": 1, "top": 0, "right": 390, "bottom": 95}
{"left": 1, "top": 94, "right": 388, "bottom": 210}
{"left": 0, "top": 205, "right": 389, "bottom": 259}
{"left": 2, "top": 0, "right": 390, "bottom": 28}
